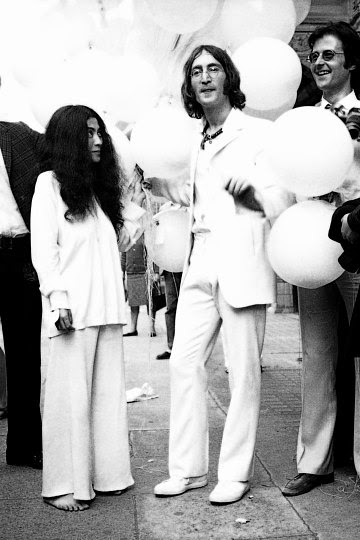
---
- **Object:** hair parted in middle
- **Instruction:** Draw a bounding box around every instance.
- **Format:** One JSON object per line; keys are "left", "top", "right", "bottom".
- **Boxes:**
{"left": 43, "top": 104, "right": 125, "bottom": 238}
{"left": 181, "top": 44, "right": 246, "bottom": 119}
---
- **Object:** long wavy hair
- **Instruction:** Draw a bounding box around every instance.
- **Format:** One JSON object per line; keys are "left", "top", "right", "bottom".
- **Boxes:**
{"left": 309, "top": 21, "right": 360, "bottom": 94}
{"left": 43, "top": 105, "right": 124, "bottom": 237}
{"left": 181, "top": 44, "right": 246, "bottom": 119}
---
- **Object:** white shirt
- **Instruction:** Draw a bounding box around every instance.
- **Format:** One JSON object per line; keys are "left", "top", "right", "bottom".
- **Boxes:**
{"left": 0, "top": 148, "right": 28, "bottom": 236}
{"left": 31, "top": 171, "right": 144, "bottom": 337}
{"left": 192, "top": 122, "right": 228, "bottom": 236}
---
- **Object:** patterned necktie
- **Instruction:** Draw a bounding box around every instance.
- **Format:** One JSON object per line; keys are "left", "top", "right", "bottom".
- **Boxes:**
{"left": 324, "top": 103, "right": 347, "bottom": 121}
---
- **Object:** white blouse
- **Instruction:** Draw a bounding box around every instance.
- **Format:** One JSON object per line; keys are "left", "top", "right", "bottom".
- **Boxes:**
{"left": 31, "top": 171, "right": 145, "bottom": 337}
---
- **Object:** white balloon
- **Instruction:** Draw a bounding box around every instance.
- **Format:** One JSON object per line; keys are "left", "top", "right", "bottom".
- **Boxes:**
{"left": 107, "top": 54, "right": 161, "bottom": 123}
{"left": 147, "top": 207, "right": 190, "bottom": 272}
{"left": 92, "top": 12, "right": 131, "bottom": 55}
{"left": 144, "top": 0, "right": 218, "bottom": 34}
{"left": 106, "top": 124, "right": 136, "bottom": 181}
{"left": 220, "top": 0, "right": 296, "bottom": 49}
{"left": 263, "top": 106, "right": 354, "bottom": 197}
{"left": 10, "top": 3, "right": 95, "bottom": 87}
{"left": 28, "top": 49, "right": 160, "bottom": 127}
{"left": 293, "top": 0, "right": 311, "bottom": 26}
{"left": 233, "top": 38, "right": 302, "bottom": 111}
{"left": 268, "top": 201, "right": 344, "bottom": 289}
{"left": 244, "top": 93, "right": 297, "bottom": 121}
{"left": 130, "top": 104, "right": 194, "bottom": 178}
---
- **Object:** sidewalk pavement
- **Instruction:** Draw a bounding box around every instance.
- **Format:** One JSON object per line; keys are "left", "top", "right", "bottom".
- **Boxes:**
{"left": 1, "top": 307, "right": 359, "bottom": 539}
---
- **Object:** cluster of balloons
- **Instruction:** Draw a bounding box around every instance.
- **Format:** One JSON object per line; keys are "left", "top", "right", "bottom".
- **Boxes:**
{"left": 265, "top": 107, "right": 353, "bottom": 288}
{"left": 0, "top": 0, "right": 313, "bottom": 129}
{"left": 1, "top": 0, "right": 319, "bottom": 276}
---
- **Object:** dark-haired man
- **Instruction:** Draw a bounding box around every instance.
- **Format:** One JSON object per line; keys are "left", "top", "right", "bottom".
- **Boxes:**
{"left": 0, "top": 119, "right": 44, "bottom": 468}
{"left": 151, "top": 45, "right": 291, "bottom": 505}
{"left": 282, "top": 21, "right": 360, "bottom": 497}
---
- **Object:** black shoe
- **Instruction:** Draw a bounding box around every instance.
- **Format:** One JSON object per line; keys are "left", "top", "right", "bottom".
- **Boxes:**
{"left": 156, "top": 351, "right": 171, "bottom": 360}
{"left": 6, "top": 451, "right": 43, "bottom": 470}
{"left": 123, "top": 331, "right": 138, "bottom": 337}
{"left": 282, "top": 472, "right": 334, "bottom": 496}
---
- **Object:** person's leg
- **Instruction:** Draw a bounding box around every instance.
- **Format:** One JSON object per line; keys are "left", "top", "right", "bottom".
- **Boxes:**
{"left": 354, "top": 357, "right": 360, "bottom": 477}
{"left": 129, "top": 306, "right": 139, "bottom": 333}
{"left": 92, "top": 325, "right": 134, "bottom": 493}
{"left": 296, "top": 284, "right": 340, "bottom": 476}
{"left": 0, "top": 344, "right": 7, "bottom": 419}
{"left": 164, "top": 271, "right": 182, "bottom": 351}
{"left": 336, "top": 271, "right": 360, "bottom": 471}
{"left": 217, "top": 301, "right": 266, "bottom": 482}
{"left": 167, "top": 271, "right": 220, "bottom": 480}
{"left": 42, "top": 328, "right": 99, "bottom": 510}
{"left": 0, "top": 253, "right": 42, "bottom": 465}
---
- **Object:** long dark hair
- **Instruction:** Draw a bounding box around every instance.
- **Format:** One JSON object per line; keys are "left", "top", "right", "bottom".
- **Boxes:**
{"left": 181, "top": 44, "right": 246, "bottom": 119}
{"left": 309, "top": 21, "right": 360, "bottom": 93}
{"left": 43, "top": 105, "right": 124, "bottom": 237}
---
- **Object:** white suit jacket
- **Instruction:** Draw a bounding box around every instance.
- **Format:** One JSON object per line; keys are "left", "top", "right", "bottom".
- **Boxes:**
{"left": 151, "top": 108, "right": 292, "bottom": 308}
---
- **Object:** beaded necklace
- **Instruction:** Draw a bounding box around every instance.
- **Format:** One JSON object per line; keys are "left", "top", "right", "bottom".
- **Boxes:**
{"left": 200, "top": 122, "right": 223, "bottom": 150}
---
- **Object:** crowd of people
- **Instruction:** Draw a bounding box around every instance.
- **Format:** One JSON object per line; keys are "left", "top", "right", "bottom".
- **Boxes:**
{"left": 1, "top": 18, "right": 360, "bottom": 512}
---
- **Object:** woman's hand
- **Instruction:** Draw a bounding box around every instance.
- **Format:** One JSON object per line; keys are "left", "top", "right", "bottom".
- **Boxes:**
{"left": 55, "top": 308, "right": 74, "bottom": 332}
{"left": 131, "top": 176, "right": 146, "bottom": 206}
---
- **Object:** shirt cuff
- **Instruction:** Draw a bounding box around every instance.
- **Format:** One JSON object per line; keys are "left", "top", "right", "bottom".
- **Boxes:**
{"left": 49, "top": 290, "right": 69, "bottom": 311}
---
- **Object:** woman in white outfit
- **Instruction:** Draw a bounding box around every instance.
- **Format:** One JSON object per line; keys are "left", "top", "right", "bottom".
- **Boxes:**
{"left": 31, "top": 105, "right": 145, "bottom": 511}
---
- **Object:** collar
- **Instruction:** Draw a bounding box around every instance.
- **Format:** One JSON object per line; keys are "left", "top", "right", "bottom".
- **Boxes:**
{"left": 197, "top": 107, "right": 247, "bottom": 136}
{"left": 320, "top": 90, "right": 357, "bottom": 111}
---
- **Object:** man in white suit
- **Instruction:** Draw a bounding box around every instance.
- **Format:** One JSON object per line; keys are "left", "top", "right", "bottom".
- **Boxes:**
{"left": 152, "top": 45, "right": 291, "bottom": 505}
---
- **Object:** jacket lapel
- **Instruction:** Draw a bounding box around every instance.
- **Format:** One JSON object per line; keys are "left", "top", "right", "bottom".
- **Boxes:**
{"left": 0, "top": 130, "right": 11, "bottom": 178}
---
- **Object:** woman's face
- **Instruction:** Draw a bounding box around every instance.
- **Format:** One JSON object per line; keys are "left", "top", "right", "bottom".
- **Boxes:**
{"left": 87, "top": 117, "right": 103, "bottom": 163}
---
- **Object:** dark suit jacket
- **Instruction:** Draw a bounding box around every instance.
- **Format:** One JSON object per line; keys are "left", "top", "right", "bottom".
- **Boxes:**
{"left": 329, "top": 198, "right": 360, "bottom": 356}
{"left": 0, "top": 122, "right": 45, "bottom": 229}
{"left": 328, "top": 197, "right": 360, "bottom": 273}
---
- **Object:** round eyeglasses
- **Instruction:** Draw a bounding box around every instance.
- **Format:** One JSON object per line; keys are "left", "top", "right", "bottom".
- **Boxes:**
{"left": 191, "top": 65, "right": 224, "bottom": 80}
{"left": 307, "top": 49, "right": 345, "bottom": 64}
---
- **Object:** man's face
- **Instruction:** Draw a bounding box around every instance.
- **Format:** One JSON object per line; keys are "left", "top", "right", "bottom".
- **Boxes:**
{"left": 190, "top": 51, "right": 228, "bottom": 110}
{"left": 310, "top": 34, "right": 353, "bottom": 94}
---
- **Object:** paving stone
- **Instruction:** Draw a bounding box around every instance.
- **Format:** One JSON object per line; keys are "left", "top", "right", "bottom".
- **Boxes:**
{"left": 136, "top": 487, "right": 313, "bottom": 540}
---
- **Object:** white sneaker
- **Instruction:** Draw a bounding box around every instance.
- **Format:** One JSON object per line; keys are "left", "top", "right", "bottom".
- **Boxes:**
{"left": 209, "top": 481, "right": 249, "bottom": 505}
{"left": 154, "top": 475, "right": 208, "bottom": 497}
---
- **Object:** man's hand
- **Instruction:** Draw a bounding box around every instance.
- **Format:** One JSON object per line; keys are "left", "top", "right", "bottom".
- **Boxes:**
{"left": 55, "top": 308, "right": 74, "bottom": 332}
{"left": 341, "top": 213, "right": 360, "bottom": 244}
{"left": 224, "top": 176, "right": 251, "bottom": 198}
{"left": 224, "top": 176, "right": 263, "bottom": 212}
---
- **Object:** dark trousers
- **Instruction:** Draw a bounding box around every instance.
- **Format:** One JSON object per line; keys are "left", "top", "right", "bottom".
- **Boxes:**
{"left": 0, "top": 241, "right": 42, "bottom": 459}
{"left": 163, "top": 271, "right": 182, "bottom": 351}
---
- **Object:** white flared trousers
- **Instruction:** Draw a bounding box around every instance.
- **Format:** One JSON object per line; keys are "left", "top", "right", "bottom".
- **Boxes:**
{"left": 42, "top": 325, "right": 134, "bottom": 500}
{"left": 168, "top": 239, "right": 266, "bottom": 482}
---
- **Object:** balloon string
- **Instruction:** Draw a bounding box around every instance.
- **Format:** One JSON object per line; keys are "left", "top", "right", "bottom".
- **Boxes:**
{"left": 143, "top": 189, "right": 160, "bottom": 392}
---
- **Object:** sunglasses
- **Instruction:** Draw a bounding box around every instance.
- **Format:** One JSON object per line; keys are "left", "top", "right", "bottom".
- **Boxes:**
{"left": 307, "top": 49, "right": 345, "bottom": 64}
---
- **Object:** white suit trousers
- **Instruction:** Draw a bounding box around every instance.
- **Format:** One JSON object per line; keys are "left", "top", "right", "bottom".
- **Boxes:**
{"left": 42, "top": 325, "right": 134, "bottom": 500}
{"left": 168, "top": 239, "right": 266, "bottom": 482}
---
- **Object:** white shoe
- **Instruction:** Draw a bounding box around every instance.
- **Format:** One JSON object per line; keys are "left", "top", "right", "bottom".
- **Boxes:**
{"left": 209, "top": 481, "right": 249, "bottom": 505}
{"left": 154, "top": 475, "right": 208, "bottom": 497}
